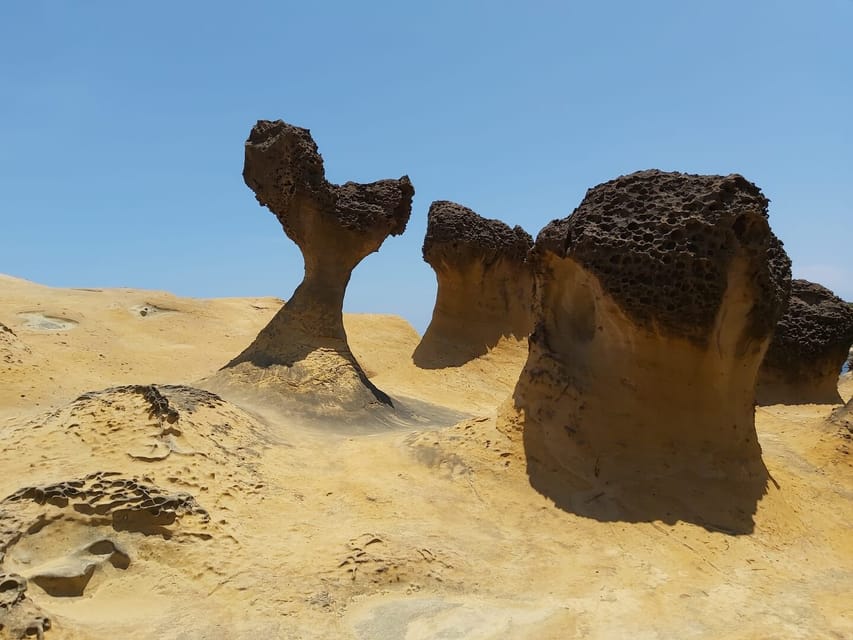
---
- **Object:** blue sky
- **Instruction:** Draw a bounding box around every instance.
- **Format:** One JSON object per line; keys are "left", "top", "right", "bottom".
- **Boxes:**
{"left": 1, "top": 1, "right": 850, "bottom": 333}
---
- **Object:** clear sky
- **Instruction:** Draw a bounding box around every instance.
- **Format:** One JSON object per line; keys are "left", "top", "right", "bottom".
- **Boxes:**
{"left": 1, "top": 1, "right": 850, "bottom": 333}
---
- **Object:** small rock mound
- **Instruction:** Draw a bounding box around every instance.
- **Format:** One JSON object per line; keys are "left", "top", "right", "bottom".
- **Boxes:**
{"left": 757, "top": 280, "right": 853, "bottom": 404}
{"left": 11, "top": 384, "right": 268, "bottom": 468}
{"left": 502, "top": 169, "right": 791, "bottom": 533}
{"left": 413, "top": 201, "right": 534, "bottom": 368}
{"left": 203, "top": 119, "right": 414, "bottom": 425}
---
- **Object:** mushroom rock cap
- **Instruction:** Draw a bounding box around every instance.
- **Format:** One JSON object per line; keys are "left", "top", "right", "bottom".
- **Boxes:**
{"left": 423, "top": 200, "right": 533, "bottom": 268}
{"left": 243, "top": 119, "right": 413, "bottom": 246}
{"left": 758, "top": 279, "right": 853, "bottom": 404}
{"left": 414, "top": 201, "right": 534, "bottom": 369}
{"left": 503, "top": 169, "right": 792, "bottom": 532}
{"left": 536, "top": 169, "right": 791, "bottom": 344}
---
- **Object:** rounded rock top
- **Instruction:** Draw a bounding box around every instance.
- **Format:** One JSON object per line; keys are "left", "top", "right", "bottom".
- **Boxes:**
{"left": 535, "top": 169, "right": 791, "bottom": 342}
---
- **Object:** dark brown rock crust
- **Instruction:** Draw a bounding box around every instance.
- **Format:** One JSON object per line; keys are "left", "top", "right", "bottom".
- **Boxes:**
{"left": 757, "top": 279, "right": 853, "bottom": 404}
{"left": 536, "top": 169, "right": 791, "bottom": 344}
{"left": 243, "top": 120, "right": 412, "bottom": 243}
{"left": 505, "top": 169, "right": 792, "bottom": 533}
{"left": 422, "top": 201, "right": 533, "bottom": 267}
{"left": 414, "top": 201, "right": 534, "bottom": 368}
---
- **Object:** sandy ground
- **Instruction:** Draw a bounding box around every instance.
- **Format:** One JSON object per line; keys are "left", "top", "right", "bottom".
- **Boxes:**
{"left": 1, "top": 273, "right": 851, "bottom": 639}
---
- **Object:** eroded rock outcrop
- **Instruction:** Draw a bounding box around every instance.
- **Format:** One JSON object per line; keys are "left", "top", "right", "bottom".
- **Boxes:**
{"left": 413, "top": 201, "right": 534, "bottom": 368}
{"left": 0, "top": 472, "right": 209, "bottom": 637}
{"left": 500, "top": 170, "right": 791, "bottom": 532}
{"left": 203, "top": 120, "right": 414, "bottom": 422}
{"left": 0, "top": 322, "right": 29, "bottom": 366}
{"left": 757, "top": 280, "right": 853, "bottom": 404}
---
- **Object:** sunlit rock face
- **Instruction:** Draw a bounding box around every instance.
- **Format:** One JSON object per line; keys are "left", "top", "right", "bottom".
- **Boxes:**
{"left": 413, "top": 201, "right": 534, "bottom": 368}
{"left": 204, "top": 120, "right": 414, "bottom": 420}
{"left": 501, "top": 169, "right": 792, "bottom": 532}
{"left": 757, "top": 279, "right": 853, "bottom": 405}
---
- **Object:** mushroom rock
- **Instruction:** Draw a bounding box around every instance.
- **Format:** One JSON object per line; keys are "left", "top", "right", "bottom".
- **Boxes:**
{"left": 413, "top": 201, "right": 534, "bottom": 368}
{"left": 500, "top": 169, "right": 792, "bottom": 532}
{"left": 757, "top": 280, "right": 853, "bottom": 405}
{"left": 202, "top": 120, "right": 414, "bottom": 422}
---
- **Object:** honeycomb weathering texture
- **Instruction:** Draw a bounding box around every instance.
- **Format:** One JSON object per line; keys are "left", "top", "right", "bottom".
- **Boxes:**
{"left": 757, "top": 279, "right": 853, "bottom": 404}
{"left": 536, "top": 169, "right": 792, "bottom": 343}
{"left": 422, "top": 201, "right": 533, "bottom": 267}
{"left": 243, "top": 119, "right": 413, "bottom": 242}
{"left": 414, "top": 201, "right": 534, "bottom": 368}
{"left": 2, "top": 472, "right": 209, "bottom": 532}
{"left": 0, "top": 470, "right": 211, "bottom": 637}
{"left": 763, "top": 280, "right": 853, "bottom": 367}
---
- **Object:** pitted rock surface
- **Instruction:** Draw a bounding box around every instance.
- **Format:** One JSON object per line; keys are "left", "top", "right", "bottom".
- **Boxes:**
{"left": 2, "top": 472, "right": 209, "bottom": 535}
{"left": 423, "top": 201, "right": 533, "bottom": 267}
{"left": 536, "top": 170, "right": 791, "bottom": 343}
{"left": 0, "top": 573, "right": 50, "bottom": 639}
{"left": 762, "top": 280, "right": 853, "bottom": 371}
{"left": 243, "top": 120, "right": 413, "bottom": 241}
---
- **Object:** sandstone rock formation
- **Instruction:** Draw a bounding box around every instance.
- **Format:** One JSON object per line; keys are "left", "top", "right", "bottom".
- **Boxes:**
{"left": 0, "top": 322, "right": 29, "bottom": 366}
{"left": 413, "top": 201, "right": 534, "bottom": 368}
{"left": 202, "top": 120, "right": 414, "bottom": 422}
{"left": 757, "top": 280, "right": 853, "bottom": 404}
{"left": 500, "top": 170, "right": 792, "bottom": 532}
